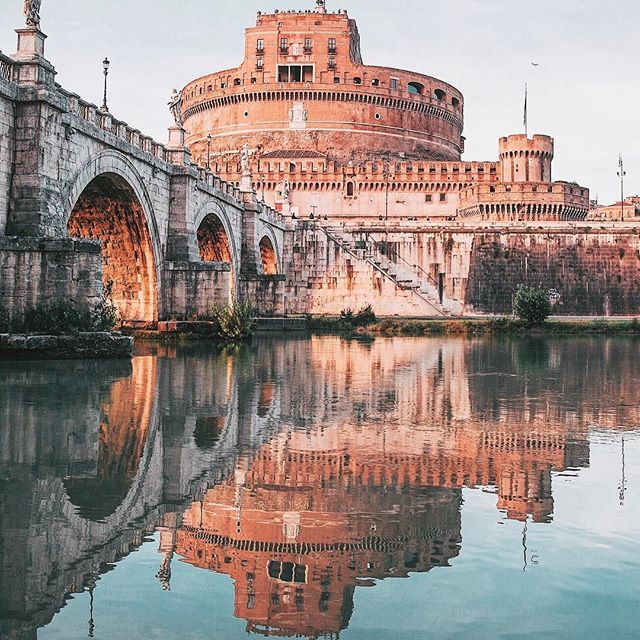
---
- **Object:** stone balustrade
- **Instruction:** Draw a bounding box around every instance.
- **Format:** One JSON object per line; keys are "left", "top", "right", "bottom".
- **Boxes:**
{"left": 0, "top": 52, "right": 13, "bottom": 83}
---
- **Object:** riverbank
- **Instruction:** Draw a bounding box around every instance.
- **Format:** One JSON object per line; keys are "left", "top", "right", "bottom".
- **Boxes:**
{"left": 0, "top": 332, "right": 134, "bottom": 358}
{"left": 308, "top": 316, "right": 640, "bottom": 336}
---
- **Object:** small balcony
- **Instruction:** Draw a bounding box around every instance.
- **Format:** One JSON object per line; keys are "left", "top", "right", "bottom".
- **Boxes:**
{"left": 279, "top": 46, "right": 289, "bottom": 55}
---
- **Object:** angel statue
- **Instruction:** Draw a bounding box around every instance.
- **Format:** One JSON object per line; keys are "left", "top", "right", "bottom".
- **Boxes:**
{"left": 168, "top": 89, "right": 183, "bottom": 127}
{"left": 240, "top": 143, "right": 251, "bottom": 175}
{"left": 24, "top": 0, "right": 42, "bottom": 28}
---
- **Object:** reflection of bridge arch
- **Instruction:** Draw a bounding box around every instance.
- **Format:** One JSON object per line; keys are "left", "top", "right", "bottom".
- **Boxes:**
{"left": 62, "top": 356, "right": 163, "bottom": 533}
{"left": 65, "top": 152, "right": 162, "bottom": 325}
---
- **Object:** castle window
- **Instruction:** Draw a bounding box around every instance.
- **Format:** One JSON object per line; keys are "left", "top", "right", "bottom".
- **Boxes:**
{"left": 375, "top": 113, "right": 382, "bottom": 120}
{"left": 221, "top": 82, "right": 226, "bottom": 89}
{"left": 280, "top": 37, "right": 289, "bottom": 53}
{"left": 353, "top": 77, "right": 362, "bottom": 85}
{"left": 426, "top": 194, "right": 433, "bottom": 203}
{"left": 256, "top": 38, "right": 264, "bottom": 53}
{"left": 328, "top": 38, "right": 337, "bottom": 53}
{"left": 328, "top": 56, "right": 336, "bottom": 69}
{"left": 334, "top": 76, "right": 340, "bottom": 83}
{"left": 489, "top": 186, "right": 496, "bottom": 193}
{"left": 408, "top": 81, "right": 424, "bottom": 95}
{"left": 371, "top": 78, "right": 380, "bottom": 87}
{"left": 390, "top": 77, "right": 399, "bottom": 90}
{"left": 268, "top": 561, "right": 307, "bottom": 584}
{"left": 434, "top": 88, "right": 446, "bottom": 101}
{"left": 452, "top": 96, "right": 460, "bottom": 107}
{"left": 256, "top": 58, "right": 264, "bottom": 69}
{"left": 304, "top": 37, "right": 313, "bottom": 52}
{"left": 346, "top": 181, "right": 355, "bottom": 197}
{"left": 234, "top": 78, "right": 241, "bottom": 86}
{"left": 440, "top": 194, "right": 447, "bottom": 202}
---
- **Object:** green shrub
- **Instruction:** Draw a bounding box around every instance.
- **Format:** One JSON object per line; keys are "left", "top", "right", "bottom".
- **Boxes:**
{"left": 513, "top": 285, "right": 551, "bottom": 325}
{"left": 212, "top": 300, "right": 256, "bottom": 341}
{"left": 339, "top": 305, "right": 377, "bottom": 329}
{"left": 92, "top": 281, "right": 120, "bottom": 331}
{"left": 23, "top": 299, "right": 94, "bottom": 335}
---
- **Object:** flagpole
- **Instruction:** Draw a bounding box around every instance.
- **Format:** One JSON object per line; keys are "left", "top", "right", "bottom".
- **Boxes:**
{"left": 523, "top": 83, "right": 528, "bottom": 137}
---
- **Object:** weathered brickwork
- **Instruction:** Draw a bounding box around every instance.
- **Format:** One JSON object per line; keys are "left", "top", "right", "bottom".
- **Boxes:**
{"left": 0, "top": 236, "right": 102, "bottom": 320}
{"left": 282, "top": 226, "right": 640, "bottom": 317}
{"left": 464, "top": 231, "right": 640, "bottom": 315}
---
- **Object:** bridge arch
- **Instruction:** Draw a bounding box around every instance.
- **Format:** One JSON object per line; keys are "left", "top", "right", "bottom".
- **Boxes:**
{"left": 257, "top": 224, "right": 282, "bottom": 275}
{"left": 194, "top": 200, "right": 240, "bottom": 294}
{"left": 65, "top": 152, "right": 162, "bottom": 325}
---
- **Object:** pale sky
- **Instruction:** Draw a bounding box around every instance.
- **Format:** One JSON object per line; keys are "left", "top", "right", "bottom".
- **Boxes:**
{"left": 1, "top": 0, "right": 638, "bottom": 204}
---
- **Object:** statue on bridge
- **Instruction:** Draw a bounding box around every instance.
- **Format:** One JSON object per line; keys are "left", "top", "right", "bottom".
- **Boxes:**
{"left": 240, "top": 143, "right": 251, "bottom": 176}
{"left": 23, "top": 0, "right": 42, "bottom": 28}
{"left": 168, "top": 88, "right": 183, "bottom": 127}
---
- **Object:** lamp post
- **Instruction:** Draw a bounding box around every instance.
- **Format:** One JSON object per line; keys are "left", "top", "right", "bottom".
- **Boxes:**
{"left": 207, "top": 134, "right": 212, "bottom": 170}
{"left": 617, "top": 154, "right": 626, "bottom": 222}
{"left": 101, "top": 57, "right": 110, "bottom": 112}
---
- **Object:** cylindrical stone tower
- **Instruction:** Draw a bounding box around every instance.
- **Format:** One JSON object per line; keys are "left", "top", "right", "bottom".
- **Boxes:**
{"left": 498, "top": 134, "right": 554, "bottom": 183}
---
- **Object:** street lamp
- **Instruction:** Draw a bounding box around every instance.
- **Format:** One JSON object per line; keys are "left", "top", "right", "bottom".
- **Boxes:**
{"left": 101, "top": 57, "right": 110, "bottom": 112}
{"left": 207, "top": 134, "right": 212, "bottom": 170}
{"left": 617, "top": 154, "right": 626, "bottom": 222}
{"left": 383, "top": 160, "right": 390, "bottom": 221}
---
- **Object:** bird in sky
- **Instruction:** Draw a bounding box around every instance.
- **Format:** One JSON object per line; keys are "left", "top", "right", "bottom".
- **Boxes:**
{"left": 532, "top": 62, "right": 540, "bottom": 66}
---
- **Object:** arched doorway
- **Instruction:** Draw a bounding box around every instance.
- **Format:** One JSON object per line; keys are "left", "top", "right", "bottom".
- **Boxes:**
{"left": 67, "top": 173, "right": 158, "bottom": 326}
{"left": 259, "top": 236, "right": 279, "bottom": 275}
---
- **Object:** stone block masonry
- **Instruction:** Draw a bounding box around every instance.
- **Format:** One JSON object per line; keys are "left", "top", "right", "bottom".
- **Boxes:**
{"left": 283, "top": 225, "right": 640, "bottom": 317}
{"left": 0, "top": 236, "right": 102, "bottom": 320}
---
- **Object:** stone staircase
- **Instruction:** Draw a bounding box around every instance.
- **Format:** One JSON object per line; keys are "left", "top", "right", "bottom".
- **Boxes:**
{"left": 322, "top": 227, "right": 460, "bottom": 316}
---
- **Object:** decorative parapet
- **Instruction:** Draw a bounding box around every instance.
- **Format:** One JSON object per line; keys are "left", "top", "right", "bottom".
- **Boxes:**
{"left": 0, "top": 51, "right": 15, "bottom": 83}
{"left": 458, "top": 181, "right": 590, "bottom": 222}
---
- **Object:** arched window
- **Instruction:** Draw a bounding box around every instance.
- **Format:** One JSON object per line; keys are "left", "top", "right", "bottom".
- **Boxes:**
{"left": 346, "top": 181, "right": 355, "bottom": 197}
{"left": 408, "top": 82, "right": 424, "bottom": 95}
{"left": 452, "top": 96, "right": 460, "bottom": 107}
{"left": 353, "top": 77, "right": 362, "bottom": 85}
{"left": 434, "top": 88, "right": 446, "bottom": 101}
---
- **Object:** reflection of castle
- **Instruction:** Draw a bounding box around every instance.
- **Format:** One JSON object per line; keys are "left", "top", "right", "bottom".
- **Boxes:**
{"left": 1, "top": 337, "right": 637, "bottom": 639}
{"left": 176, "top": 446, "right": 462, "bottom": 638}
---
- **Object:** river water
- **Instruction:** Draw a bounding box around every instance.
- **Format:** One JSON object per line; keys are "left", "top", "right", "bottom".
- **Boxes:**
{"left": 0, "top": 336, "right": 638, "bottom": 640}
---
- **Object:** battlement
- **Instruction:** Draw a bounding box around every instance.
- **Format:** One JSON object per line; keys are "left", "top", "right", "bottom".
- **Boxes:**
{"left": 459, "top": 181, "right": 589, "bottom": 222}
{"left": 499, "top": 134, "right": 554, "bottom": 158}
{"left": 498, "top": 134, "right": 554, "bottom": 183}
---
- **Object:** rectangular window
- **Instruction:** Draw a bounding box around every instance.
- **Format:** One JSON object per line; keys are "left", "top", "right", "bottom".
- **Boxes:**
{"left": 390, "top": 77, "right": 399, "bottom": 90}
{"left": 328, "top": 37, "right": 337, "bottom": 52}
{"left": 256, "top": 58, "right": 264, "bottom": 69}
{"left": 328, "top": 56, "right": 336, "bottom": 69}
{"left": 268, "top": 561, "right": 307, "bottom": 584}
{"left": 280, "top": 37, "right": 288, "bottom": 52}
{"left": 256, "top": 39, "right": 264, "bottom": 52}
{"left": 440, "top": 194, "right": 447, "bottom": 202}
{"left": 304, "top": 37, "right": 313, "bottom": 51}
{"left": 425, "top": 194, "right": 433, "bottom": 203}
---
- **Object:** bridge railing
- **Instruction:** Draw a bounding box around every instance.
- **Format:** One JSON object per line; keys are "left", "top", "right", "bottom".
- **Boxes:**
{"left": 58, "top": 85, "right": 171, "bottom": 164}
{"left": 0, "top": 51, "right": 15, "bottom": 83}
{"left": 56, "top": 84, "right": 281, "bottom": 215}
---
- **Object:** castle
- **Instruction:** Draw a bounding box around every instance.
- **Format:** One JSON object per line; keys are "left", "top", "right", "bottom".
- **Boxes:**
{"left": 180, "top": 1, "right": 590, "bottom": 224}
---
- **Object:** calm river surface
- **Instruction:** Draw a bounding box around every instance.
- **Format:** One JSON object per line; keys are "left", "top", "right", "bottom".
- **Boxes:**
{"left": 1, "top": 336, "right": 639, "bottom": 640}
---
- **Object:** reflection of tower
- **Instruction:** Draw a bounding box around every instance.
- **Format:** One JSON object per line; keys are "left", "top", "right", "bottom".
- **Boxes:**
{"left": 156, "top": 513, "right": 179, "bottom": 591}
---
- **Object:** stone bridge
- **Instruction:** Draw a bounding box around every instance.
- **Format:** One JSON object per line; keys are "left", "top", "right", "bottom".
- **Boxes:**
{"left": 0, "top": 27, "right": 287, "bottom": 325}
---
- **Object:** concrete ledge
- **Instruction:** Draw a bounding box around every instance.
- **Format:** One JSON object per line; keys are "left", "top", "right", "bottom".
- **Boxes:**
{"left": 0, "top": 332, "right": 133, "bottom": 359}
{"left": 255, "top": 317, "right": 308, "bottom": 332}
{"left": 0, "top": 236, "right": 101, "bottom": 253}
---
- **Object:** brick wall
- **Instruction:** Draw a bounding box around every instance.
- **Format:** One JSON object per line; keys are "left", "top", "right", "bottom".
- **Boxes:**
{"left": 0, "top": 237, "right": 102, "bottom": 321}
